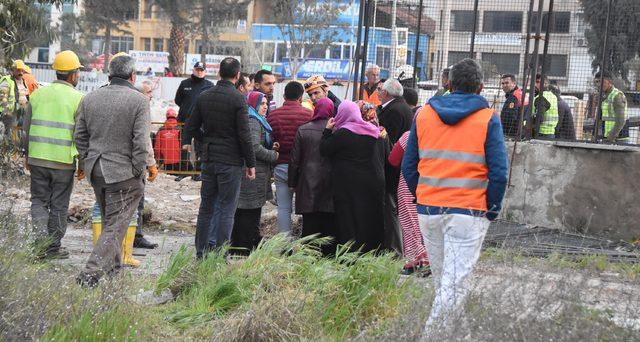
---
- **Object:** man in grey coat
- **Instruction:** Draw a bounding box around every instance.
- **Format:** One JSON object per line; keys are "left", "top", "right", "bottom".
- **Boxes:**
{"left": 74, "top": 54, "right": 151, "bottom": 286}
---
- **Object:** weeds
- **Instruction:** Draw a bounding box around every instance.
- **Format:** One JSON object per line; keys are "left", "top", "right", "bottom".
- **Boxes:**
{"left": 158, "top": 235, "right": 414, "bottom": 340}
{"left": 2, "top": 204, "right": 639, "bottom": 341}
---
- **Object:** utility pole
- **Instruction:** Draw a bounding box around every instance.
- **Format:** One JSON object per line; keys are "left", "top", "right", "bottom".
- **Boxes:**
{"left": 389, "top": 0, "right": 398, "bottom": 76}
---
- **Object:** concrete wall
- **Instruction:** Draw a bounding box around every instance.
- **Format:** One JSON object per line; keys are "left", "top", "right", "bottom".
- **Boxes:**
{"left": 503, "top": 140, "right": 640, "bottom": 240}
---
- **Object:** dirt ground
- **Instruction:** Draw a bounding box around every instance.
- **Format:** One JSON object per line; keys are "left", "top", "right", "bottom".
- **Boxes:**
{"left": 1, "top": 171, "right": 282, "bottom": 275}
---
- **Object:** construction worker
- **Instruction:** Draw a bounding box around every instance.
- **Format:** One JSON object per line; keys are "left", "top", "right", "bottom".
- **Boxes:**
{"left": 595, "top": 71, "right": 629, "bottom": 143}
{"left": 0, "top": 59, "right": 29, "bottom": 139}
{"left": 361, "top": 64, "right": 382, "bottom": 106}
{"left": 532, "top": 73, "right": 559, "bottom": 138}
{"left": 23, "top": 65, "right": 40, "bottom": 95}
{"left": 23, "top": 50, "right": 84, "bottom": 259}
{"left": 303, "top": 75, "right": 341, "bottom": 115}
{"left": 500, "top": 74, "right": 524, "bottom": 138}
{"left": 433, "top": 68, "right": 450, "bottom": 97}
{"left": 402, "top": 58, "right": 508, "bottom": 329}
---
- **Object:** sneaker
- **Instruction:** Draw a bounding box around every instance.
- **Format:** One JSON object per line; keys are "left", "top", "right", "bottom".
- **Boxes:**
{"left": 191, "top": 174, "right": 202, "bottom": 181}
{"left": 133, "top": 236, "right": 158, "bottom": 249}
{"left": 174, "top": 175, "right": 186, "bottom": 182}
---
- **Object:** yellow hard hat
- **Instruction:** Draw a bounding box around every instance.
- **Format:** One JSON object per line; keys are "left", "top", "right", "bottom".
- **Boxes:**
{"left": 304, "top": 75, "right": 328, "bottom": 92}
{"left": 24, "top": 65, "right": 32, "bottom": 74}
{"left": 112, "top": 52, "right": 129, "bottom": 58}
{"left": 52, "top": 50, "right": 83, "bottom": 72}
{"left": 12, "top": 59, "right": 27, "bottom": 71}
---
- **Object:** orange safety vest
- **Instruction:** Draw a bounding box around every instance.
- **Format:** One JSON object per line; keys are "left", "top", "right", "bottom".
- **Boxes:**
{"left": 415, "top": 105, "right": 493, "bottom": 211}
{"left": 362, "top": 86, "right": 381, "bottom": 106}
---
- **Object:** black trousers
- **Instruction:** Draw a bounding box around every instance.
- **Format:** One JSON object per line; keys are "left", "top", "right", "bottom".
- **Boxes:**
{"left": 302, "top": 212, "right": 336, "bottom": 257}
{"left": 231, "top": 208, "right": 262, "bottom": 256}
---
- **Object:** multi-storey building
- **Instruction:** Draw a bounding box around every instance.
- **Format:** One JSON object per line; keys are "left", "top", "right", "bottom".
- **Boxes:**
{"left": 427, "top": 0, "right": 593, "bottom": 93}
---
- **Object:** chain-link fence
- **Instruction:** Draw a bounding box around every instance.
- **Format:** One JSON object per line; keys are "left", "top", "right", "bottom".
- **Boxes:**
{"left": 351, "top": 0, "right": 640, "bottom": 145}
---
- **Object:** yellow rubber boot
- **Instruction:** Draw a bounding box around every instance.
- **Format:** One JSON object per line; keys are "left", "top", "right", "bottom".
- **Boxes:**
{"left": 92, "top": 222, "right": 102, "bottom": 246}
{"left": 122, "top": 226, "right": 141, "bottom": 267}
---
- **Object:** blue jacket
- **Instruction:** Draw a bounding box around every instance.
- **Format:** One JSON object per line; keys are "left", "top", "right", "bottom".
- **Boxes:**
{"left": 401, "top": 91, "right": 508, "bottom": 220}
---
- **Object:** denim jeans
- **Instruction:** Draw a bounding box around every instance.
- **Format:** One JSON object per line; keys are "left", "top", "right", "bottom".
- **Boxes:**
{"left": 419, "top": 214, "right": 490, "bottom": 328}
{"left": 274, "top": 164, "right": 293, "bottom": 234}
{"left": 195, "top": 162, "right": 242, "bottom": 259}
{"left": 208, "top": 201, "right": 220, "bottom": 247}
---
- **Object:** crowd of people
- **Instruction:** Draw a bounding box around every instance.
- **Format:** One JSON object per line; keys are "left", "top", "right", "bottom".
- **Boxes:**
{"left": 3, "top": 47, "right": 630, "bottom": 329}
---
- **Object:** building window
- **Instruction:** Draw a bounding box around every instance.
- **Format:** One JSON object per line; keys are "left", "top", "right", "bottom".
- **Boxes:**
{"left": 277, "top": 43, "right": 288, "bottom": 62}
{"left": 448, "top": 51, "right": 471, "bottom": 66}
{"left": 142, "top": 38, "right": 151, "bottom": 51}
{"left": 450, "top": 10, "right": 476, "bottom": 32}
{"left": 143, "top": 0, "right": 153, "bottom": 19}
{"left": 330, "top": 45, "right": 341, "bottom": 59}
{"left": 111, "top": 36, "right": 134, "bottom": 53}
{"left": 264, "top": 42, "right": 276, "bottom": 63}
{"left": 153, "top": 38, "right": 163, "bottom": 52}
{"left": 541, "top": 54, "right": 568, "bottom": 77}
{"left": 530, "top": 12, "right": 571, "bottom": 34}
{"left": 407, "top": 49, "right": 412, "bottom": 64}
{"left": 376, "top": 46, "right": 391, "bottom": 69}
{"left": 37, "top": 48, "right": 49, "bottom": 63}
{"left": 342, "top": 45, "right": 353, "bottom": 59}
{"left": 482, "top": 53, "right": 520, "bottom": 75}
{"left": 184, "top": 40, "right": 190, "bottom": 54}
{"left": 397, "top": 31, "right": 407, "bottom": 45}
{"left": 306, "top": 45, "right": 326, "bottom": 59}
{"left": 122, "top": 4, "right": 138, "bottom": 20}
{"left": 483, "top": 11, "right": 523, "bottom": 33}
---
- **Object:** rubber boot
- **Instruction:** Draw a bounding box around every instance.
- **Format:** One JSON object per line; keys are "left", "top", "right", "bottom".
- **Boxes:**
{"left": 122, "top": 226, "right": 141, "bottom": 267}
{"left": 92, "top": 222, "right": 102, "bottom": 246}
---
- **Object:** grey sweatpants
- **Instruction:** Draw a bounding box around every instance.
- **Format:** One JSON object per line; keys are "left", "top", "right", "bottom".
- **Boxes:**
{"left": 29, "top": 165, "right": 75, "bottom": 251}
{"left": 80, "top": 169, "right": 144, "bottom": 280}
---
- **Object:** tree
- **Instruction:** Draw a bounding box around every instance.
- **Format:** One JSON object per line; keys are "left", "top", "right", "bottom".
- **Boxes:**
{"left": 268, "top": 0, "right": 349, "bottom": 80}
{"left": 153, "top": 0, "right": 197, "bottom": 76}
{"left": 83, "top": 0, "right": 136, "bottom": 72}
{"left": 0, "top": 0, "right": 60, "bottom": 66}
{"left": 580, "top": 0, "right": 640, "bottom": 81}
{"left": 196, "top": 0, "right": 251, "bottom": 65}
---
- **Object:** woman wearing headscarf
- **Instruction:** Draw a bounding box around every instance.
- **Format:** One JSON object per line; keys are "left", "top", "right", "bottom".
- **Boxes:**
{"left": 231, "top": 91, "right": 278, "bottom": 255}
{"left": 289, "top": 98, "right": 336, "bottom": 256}
{"left": 320, "top": 100, "right": 387, "bottom": 253}
{"left": 389, "top": 130, "right": 430, "bottom": 275}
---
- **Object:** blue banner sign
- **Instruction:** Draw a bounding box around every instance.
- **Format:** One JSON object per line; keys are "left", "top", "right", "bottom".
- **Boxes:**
{"left": 281, "top": 58, "right": 351, "bottom": 80}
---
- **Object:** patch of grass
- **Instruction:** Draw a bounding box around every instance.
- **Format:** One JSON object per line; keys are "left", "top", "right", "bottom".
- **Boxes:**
{"left": 157, "top": 234, "right": 414, "bottom": 340}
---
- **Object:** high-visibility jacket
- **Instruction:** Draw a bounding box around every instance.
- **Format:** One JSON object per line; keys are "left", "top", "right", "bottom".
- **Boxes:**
{"left": 23, "top": 72, "right": 39, "bottom": 95}
{"left": 28, "top": 82, "right": 83, "bottom": 164}
{"left": 602, "top": 86, "right": 627, "bottom": 139}
{"left": 533, "top": 91, "right": 558, "bottom": 135}
{"left": 415, "top": 105, "right": 493, "bottom": 211}
{"left": 362, "top": 87, "right": 381, "bottom": 106}
{"left": 0, "top": 75, "right": 17, "bottom": 113}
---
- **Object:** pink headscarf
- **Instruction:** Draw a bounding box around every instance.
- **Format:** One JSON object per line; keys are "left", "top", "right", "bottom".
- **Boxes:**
{"left": 334, "top": 100, "right": 380, "bottom": 139}
{"left": 311, "top": 97, "right": 334, "bottom": 121}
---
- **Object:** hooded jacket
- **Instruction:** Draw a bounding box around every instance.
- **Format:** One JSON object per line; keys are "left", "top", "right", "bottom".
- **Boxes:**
{"left": 402, "top": 91, "right": 508, "bottom": 220}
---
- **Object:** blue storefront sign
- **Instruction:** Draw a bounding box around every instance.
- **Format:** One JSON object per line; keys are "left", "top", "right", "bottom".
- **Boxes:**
{"left": 281, "top": 58, "right": 351, "bottom": 80}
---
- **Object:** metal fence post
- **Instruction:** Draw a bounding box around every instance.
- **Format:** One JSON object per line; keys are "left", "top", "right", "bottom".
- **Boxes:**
{"left": 352, "top": 0, "right": 366, "bottom": 101}
{"left": 469, "top": 0, "right": 480, "bottom": 58}
{"left": 412, "top": 0, "right": 424, "bottom": 88}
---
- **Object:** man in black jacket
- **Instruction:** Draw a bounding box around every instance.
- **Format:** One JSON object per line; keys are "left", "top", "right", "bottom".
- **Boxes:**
{"left": 182, "top": 57, "right": 256, "bottom": 259}
{"left": 174, "top": 62, "right": 214, "bottom": 124}
{"left": 500, "top": 74, "right": 524, "bottom": 138}
{"left": 377, "top": 79, "right": 413, "bottom": 145}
